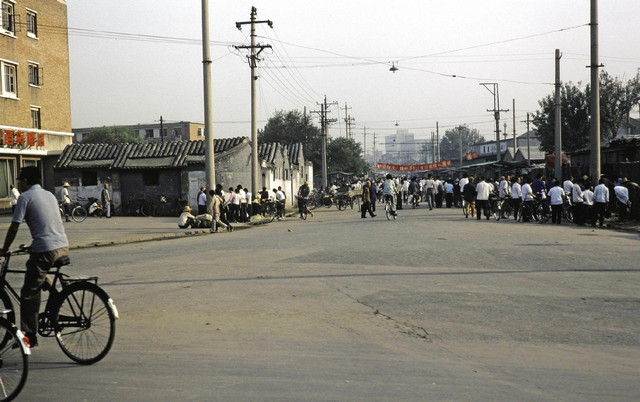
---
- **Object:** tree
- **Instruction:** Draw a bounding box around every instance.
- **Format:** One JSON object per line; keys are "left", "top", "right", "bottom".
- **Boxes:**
{"left": 533, "top": 71, "right": 640, "bottom": 154}
{"left": 438, "top": 125, "right": 484, "bottom": 160}
{"left": 327, "top": 137, "right": 369, "bottom": 175}
{"left": 82, "top": 126, "right": 144, "bottom": 144}
{"left": 259, "top": 110, "right": 323, "bottom": 172}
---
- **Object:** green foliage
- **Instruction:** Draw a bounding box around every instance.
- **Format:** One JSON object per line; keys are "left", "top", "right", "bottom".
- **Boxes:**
{"left": 327, "top": 137, "right": 369, "bottom": 175}
{"left": 533, "top": 71, "right": 640, "bottom": 154}
{"left": 438, "top": 125, "right": 484, "bottom": 160}
{"left": 259, "top": 110, "right": 322, "bottom": 171}
{"left": 82, "top": 126, "right": 144, "bottom": 144}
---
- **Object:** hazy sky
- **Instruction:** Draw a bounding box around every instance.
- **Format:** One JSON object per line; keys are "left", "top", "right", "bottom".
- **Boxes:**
{"left": 67, "top": 0, "right": 640, "bottom": 152}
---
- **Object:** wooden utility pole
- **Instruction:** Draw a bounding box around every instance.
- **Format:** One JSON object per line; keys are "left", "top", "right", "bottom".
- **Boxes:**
{"left": 342, "top": 103, "right": 355, "bottom": 139}
{"left": 555, "top": 49, "right": 563, "bottom": 184}
{"left": 589, "top": 0, "right": 602, "bottom": 183}
{"left": 312, "top": 96, "right": 337, "bottom": 188}
{"left": 512, "top": 99, "right": 517, "bottom": 155}
{"left": 481, "top": 83, "right": 509, "bottom": 163}
{"left": 235, "top": 7, "right": 273, "bottom": 202}
{"left": 436, "top": 122, "right": 440, "bottom": 161}
{"left": 201, "top": 0, "right": 215, "bottom": 201}
{"left": 522, "top": 113, "right": 532, "bottom": 166}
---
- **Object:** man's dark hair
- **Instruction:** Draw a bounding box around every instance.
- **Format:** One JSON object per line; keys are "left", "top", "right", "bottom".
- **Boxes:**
{"left": 18, "top": 166, "right": 41, "bottom": 185}
{"left": 209, "top": 190, "right": 215, "bottom": 197}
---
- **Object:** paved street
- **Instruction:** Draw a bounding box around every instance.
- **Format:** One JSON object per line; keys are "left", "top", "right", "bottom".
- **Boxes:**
{"left": 3, "top": 206, "right": 639, "bottom": 401}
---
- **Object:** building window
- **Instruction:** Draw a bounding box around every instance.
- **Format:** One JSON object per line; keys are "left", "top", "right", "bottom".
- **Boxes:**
{"left": 143, "top": 171, "right": 159, "bottom": 186}
{"left": 172, "top": 128, "right": 181, "bottom": 140}
{"left": 1, "top": 1, "right": 15, "bottom": 35}
{"left": 31, "top": 107, "right": 41, "bottom": 129}
{"left": 145, "top": 129, "right": 154, "bottom": 139}
{"left": 28, "top": 63, "right": 41, "bottom": 86}
{"left": 197, "top": 127, "right": 204, "bottom": 137}
{"left": 82, "top": 171, "right": 98, "bottom": 186}
{"left": 26, "top": 9, "right": 37, "bottom": 37}
{"left": 1, "top": 61, "right": 17, "bottom": 98}
{"left": 22, "top": 158, "right": 38, "bottom": 169}
{"left": 0, "top": 158, "right": 16, "bottom": 199}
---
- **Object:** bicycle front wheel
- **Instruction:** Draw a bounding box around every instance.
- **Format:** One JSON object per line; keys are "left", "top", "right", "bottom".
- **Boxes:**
{"left": 140, "top": 202, "right": 155, "bottom": 217}
{"left": 492, "top": 202, "right": 501, "bottom": 221}
{"left": 72, "top": 207, "right": 88, "bottom": 223}
{"left": 385, "top": 204, "right": 391, "bottom": 220}
{"left": 0, "top": 318, "right": 28, "bottom": 402}
{"left": 54, "top": 282, "right": 116, "bottom": 365}
{"left": 265, "top": 204, "right": 276, "bottom": 223}
{"left": 155, "top": 203, "right": 165, "bottom": 216}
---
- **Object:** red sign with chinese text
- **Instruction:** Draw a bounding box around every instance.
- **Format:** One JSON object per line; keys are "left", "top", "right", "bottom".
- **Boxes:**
{"left": 375, "top": 160, "right": 453, "bottom": 172}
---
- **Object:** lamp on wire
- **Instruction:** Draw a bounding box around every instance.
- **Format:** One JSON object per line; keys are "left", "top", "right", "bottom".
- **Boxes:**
{"left": 389, "top": 62, "right": 398, "bottom": 73}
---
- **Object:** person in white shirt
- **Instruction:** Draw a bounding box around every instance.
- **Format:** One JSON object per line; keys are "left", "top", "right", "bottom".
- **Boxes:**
{"left": 593, "top": 179, "right": 609, "bottom": 227}
{"left": 475, "top": 177, "right": 492, "bottom": 220}
{"left": 614, "top": 179, "right": 631, "bottom": 221}
{"left": 237, "top": 186, "right": 247, "bottom": 223}
{"left": 274, "top": 188, "right": 286, "bottom": 219}
{"left": 521, "top": 178, "right": 535, "bottom": 221}
{"left": 61, "top": 182, "right": 73, "bottom": 222}
{"left": 197, "top": 187, "right": 207, "bottom": 215}
{"left": 402, "top": 179, "right": 410, "bottom": 203}
{"left": 547, "top": 182, "right": 565, "bottom": 224}
{"left": 424, "top": 174, "right": 436, "bottom": 210}
{"left": 563, "top": 177, "right": 574, "bottom": 196}
{"left": 572, "top": 179, "right": 585, "bottom": 225}
{"left": 458, "top": 174, "right": 469, "bottom": 208}
{"left": 499, "top": 176, "right": 510, "bottom": 200}
{"left": 511, "top": 177, "right": 522, "bottom": 221}
{"left": 583, "top": 185, "right": 594, "bottom": 225}
{"left": 9, "top": 184, "right": 20, "bottom": 213}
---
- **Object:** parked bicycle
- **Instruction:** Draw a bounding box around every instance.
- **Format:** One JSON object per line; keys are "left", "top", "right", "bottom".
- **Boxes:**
{"left": 174, "top": 198, "right": 189, "bottom": 217}
{"left": 0, "top": 308, "right": 29, "bottom": 402}
{"left": 296, "top": 196, "right": 310, "bottom": 220}
{"left": 260, "top": 199, "right": 277, "bottom": 223}
{"left": 1, "top": 245, "right": 118, "bottom": 365}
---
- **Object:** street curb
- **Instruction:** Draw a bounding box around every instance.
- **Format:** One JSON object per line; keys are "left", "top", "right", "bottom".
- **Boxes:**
{"left": 71, "top": 228, "right": 212, "bottom": 250}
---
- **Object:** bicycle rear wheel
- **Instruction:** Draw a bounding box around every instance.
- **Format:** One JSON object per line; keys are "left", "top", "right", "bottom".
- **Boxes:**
{"left": 502, "top": 203, "right": 512, "bottom": 220}
{"left": 492, "top": 201, "right": 501, "bottom": 221}
{"left": 155, "top": 203, "right": 165, "bottom": 216}
{"left": 385, "top": 204, "right": 391, "bottom": 220}
{"left": 265, "top": 204, "right": 276, "bottom": 223}
{"left": 537, "top": 203, "right": 551, "bottom": 223}
{"left": 140, "top": 202, "right": 155, "bottom": 217}
{"left": 0, "top": 318, "right": 28, "bottom": 402}
{"left": 72, "top": 206, "right": 88, "bottom": 223}
{"left": 54, "top": 282, "right": 116, "bottom": 365}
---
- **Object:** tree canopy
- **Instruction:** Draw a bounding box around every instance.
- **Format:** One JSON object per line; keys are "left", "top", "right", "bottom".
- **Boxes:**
{"left": 533, "top": 71, "right": 640, "bottom": 154}
{"left": 82, "top": 126, "right": 144, "bottom": 144}
{"left": 259, "top": 110, "right": 323, "bottom": 172}
{"left": 438, "top": 125, "right": 484, "bottom": 160}
{"left": 327, "top": 137, "right": 369, "bottom": 175}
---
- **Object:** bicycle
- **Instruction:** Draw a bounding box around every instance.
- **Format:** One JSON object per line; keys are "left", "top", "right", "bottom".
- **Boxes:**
{"left": 260, "top": 200, "right": 277, "bottom": 223}
{"left": 296, "top": 196, "right": 309, "bottom": 220}
{"left": 410, "top": 192, "right": 420, "bottom": 209}
{"left": 155, "top": 195, "right": 168, "bottom": 216}
{"left": 59, "top": 200, "right": 88, "bottom": 223}
{"left": 0, "top": 245, "right": 118, "bottom": 365}
{"left": 385, "top": 195, "right": 397, "bottom": 221}
{"left": 499, "top": 198, "right": 513, "bottom": 220}
{"left": 138, "top": 198, "right": 156, "bottom": 217}
{"left": 174, "top": 198, "right": 189, "bottom": 217}
{"left": 489, "top": 194, "right": 501, "bottom": 221}
{"left": 0, "top": 308, "right": 29, "bottom": 402}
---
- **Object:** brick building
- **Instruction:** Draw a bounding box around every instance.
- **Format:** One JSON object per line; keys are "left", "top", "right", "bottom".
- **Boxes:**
{"left": 1, "top": 0, "right": 73, "bottom": 208}
{"left": 72, "top": 121, "right": 206, "bottom": 144}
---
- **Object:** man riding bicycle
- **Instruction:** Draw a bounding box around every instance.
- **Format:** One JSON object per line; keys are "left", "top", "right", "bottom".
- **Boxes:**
{"left": 0, "top": 166, "right": 70, "bottom": 348}
{"left": 383, "top": 174, "right": 399, "bottom": 216}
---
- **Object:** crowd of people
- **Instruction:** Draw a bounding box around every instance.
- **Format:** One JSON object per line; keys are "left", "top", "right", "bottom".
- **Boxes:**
{"left": 325, "top": 172, "right": 637, "bottom": 228}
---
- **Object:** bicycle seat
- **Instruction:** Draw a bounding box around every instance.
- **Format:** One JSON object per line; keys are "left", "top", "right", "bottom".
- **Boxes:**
{"left": 54, "top": 256, "right": 71, "bottom": 268}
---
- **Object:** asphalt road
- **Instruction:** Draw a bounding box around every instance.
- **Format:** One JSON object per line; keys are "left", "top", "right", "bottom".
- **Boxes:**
{"left": 8, "top": 205, "right": 640, "bottom": 401}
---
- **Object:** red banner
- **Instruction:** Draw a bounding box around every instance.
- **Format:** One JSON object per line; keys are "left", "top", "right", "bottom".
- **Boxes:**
{"left": 376, "top": 160, "right": 452, "bottom": 172}
{"left": 465, "top": 151, "right": 478, "bottom": 160}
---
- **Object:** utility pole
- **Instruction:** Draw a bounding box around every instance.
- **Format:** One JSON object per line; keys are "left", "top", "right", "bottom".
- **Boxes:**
{"left": 362, "top": 126, "right": 367, "bottom": 163}
{"left": 342, "top": 103, "right": 355, "bottom": 139}
{"left": 312, "top": 96, "right": 337, "bottom": 188}
{"left": 201, "top": 0, "right": 215, "bottom": 201}
{"left": 481, "top": 83, "right": 509, "bottom": 163}
{"left": 160, "top": 115, "right": 164, "bottom": 144}
{"left": 521, "top": 113, "right": 532, "bottom": 166}
{"left": 555, "top": 49, "right": 563, "bottom": 184}
{"left": 512, "top": 99, "right": 517, "bottom": 155}
{"left": 459, "top": 125, "right": 463, "bottom": 168}
{"left": 373, "top": 132, "right": 377, "bottom": 166}
{"left": 235, "top": 7, "right": 273, "bottom": 203}
{"left": 589, "top": 0, "right": 602, "bottom": 183}
{"left": 436, "top": 122, "right": 440, "bottom": 161}
{"left": 431, "top": 132, "right": 436, "bottom": 163}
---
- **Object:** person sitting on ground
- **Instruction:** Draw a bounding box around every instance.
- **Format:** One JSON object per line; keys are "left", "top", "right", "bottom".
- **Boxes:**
{"left": 88, "top": 199, "right": 103, "bottom": 216}
{"left": 178, "top": 206, "right": 196, "bottom": 229}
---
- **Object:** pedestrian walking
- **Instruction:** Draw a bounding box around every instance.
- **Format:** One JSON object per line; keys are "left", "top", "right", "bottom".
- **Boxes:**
{"left": 101, "top": 183, "right": 111, "bottom": 218}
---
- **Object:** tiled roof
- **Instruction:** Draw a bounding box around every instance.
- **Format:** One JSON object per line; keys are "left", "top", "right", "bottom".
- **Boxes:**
{"left": 55, "top": 138, "right": 306, "bottom": 170}
{"left": 55, "top": 138, "right": 248, "bottom": 170}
